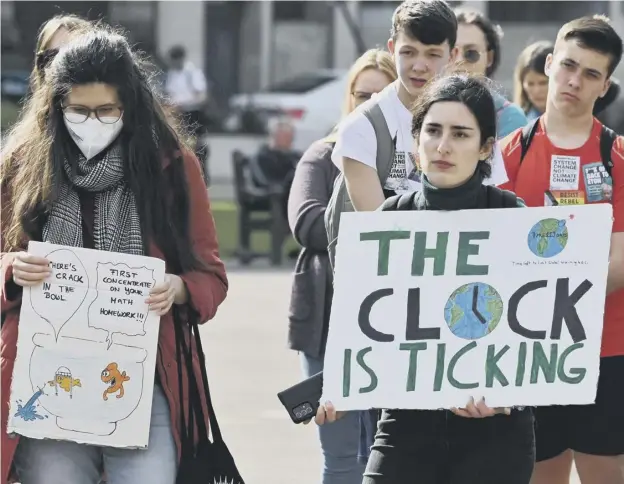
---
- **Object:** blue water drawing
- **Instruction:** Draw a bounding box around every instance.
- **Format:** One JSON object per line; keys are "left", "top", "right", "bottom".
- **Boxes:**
{"left": 14, "top": 388, "right": 49, "bottom": 422}
{"left": 444, "top": 282, "right": 504, "bottom": 340}
{"left": 527, "top": 218, "right": 569, "bottom": 258}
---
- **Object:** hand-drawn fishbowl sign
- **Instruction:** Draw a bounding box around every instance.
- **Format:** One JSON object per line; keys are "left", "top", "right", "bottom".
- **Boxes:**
{"left": 8, "top": 241, "right": 166, "bottom": 448}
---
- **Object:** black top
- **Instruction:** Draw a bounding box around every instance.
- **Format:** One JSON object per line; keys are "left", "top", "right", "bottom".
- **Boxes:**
{"left": 419, "top": 170, "right": 485, "bottom": 211}
{"left": 368, "top": 170, "right": 531, "bottom": 465}
{"left": 381, "top": 170, "right": 524, "bottom": 212}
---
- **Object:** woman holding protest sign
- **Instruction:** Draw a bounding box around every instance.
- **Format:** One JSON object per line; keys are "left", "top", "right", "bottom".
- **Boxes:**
{"left": 288, "top": 48, "right": 396, "bottom": 483}
{"left": 315, "top": 74, "right": 534, "bottom": 484}
{"left": 0, "top": 27, "right": 229, "bottom": 484}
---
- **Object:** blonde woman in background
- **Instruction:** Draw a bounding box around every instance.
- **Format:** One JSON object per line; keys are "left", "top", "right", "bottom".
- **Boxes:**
{"left": 31, "top": 14, "right": 92, "bottom": 92}
{"left": 286, "top": 48, "right": 396, "bottom": 484}
{"left": 1, "top": 14, "right": 93, "bottom": 185}
{"left": 513, "top": 41, "right": 554, "bottom": 120}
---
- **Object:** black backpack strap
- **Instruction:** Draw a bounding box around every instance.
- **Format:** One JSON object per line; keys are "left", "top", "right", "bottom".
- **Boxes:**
{"left": 599, "top": 124, "right": 617, "bottom": 178}
{"left": 501, "top": 189, "right": 520, "bottom": 207}
{"left": 396, "top": 192, "right": 419, "bottom": 210}
{"left": 380, "top": 192, "right": 418, "bottom": 211}
{"left": 379, "top": 194, "right": 400, "bottom": 211}
{"left": 486, "top": 185, "right": 502, "bottom": 208}
{"left": 520, "top": 117, "right": 541, "bottom": 164}
{"left": 486, "top": 186, "right": 519, "bottom": 208}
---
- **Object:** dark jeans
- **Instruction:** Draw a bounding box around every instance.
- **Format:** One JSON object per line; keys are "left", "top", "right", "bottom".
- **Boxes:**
{"left": 363, "top": 408, "right": 535, "bottom": 484}
{"left": 301, "top": 353, "right": 366, "bottom": 483}
{"left": 359, "top": 410, "right": 378, "bottom": 464}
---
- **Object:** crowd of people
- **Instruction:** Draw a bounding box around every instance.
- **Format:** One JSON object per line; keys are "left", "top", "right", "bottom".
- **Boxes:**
{"left": 288, "top": 2, "right": 623, "bottom": 484}
{"left": 0, "top": 1, "right": 623, "bottom": 484}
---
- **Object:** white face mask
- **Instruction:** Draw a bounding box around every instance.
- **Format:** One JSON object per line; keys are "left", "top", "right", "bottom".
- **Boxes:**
{"left": 64, "top": 116, "right": 124, "bottom": 160}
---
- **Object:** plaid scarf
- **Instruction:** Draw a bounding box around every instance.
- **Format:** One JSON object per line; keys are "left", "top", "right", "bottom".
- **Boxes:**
{"left": 42, "top": 142, "right": 144, "bottom": 255}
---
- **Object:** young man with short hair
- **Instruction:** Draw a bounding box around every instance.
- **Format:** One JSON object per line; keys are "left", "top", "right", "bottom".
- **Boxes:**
{"left": 332, "top": 0, "right": 507, "bottom": 213}
{"left": 500, "top": 15, "right": 624, "bottom": 484}
{"left": 331, "top": 0, "right": 454, "bottom": 211}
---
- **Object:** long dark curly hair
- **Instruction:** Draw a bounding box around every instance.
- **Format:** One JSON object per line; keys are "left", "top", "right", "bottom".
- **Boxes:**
{"left": 2, "top": 27, "right": 202, "bottom": 273}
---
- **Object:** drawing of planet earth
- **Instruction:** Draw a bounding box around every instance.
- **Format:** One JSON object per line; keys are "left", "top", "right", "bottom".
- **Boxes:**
{"left": 443, "top": 282, "right": 503, "bottom": 340}
{"left": 527, "top": 218, "right": 569, "bottom": 258}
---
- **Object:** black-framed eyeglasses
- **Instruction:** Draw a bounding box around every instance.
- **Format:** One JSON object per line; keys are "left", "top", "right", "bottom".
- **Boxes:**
{"left": 352, "top": 91, "right": 374, "bottom": 103}
{"left": 461, "top": 48, "right": 485, "bottom": 64}
{"left": 35, "top": 48, "right": 60, "bottom": 73}
{"left": 62, "top": 104, "right": 124, "bottom": 124}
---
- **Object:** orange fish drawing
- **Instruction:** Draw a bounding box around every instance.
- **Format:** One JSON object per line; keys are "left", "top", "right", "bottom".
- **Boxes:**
{"left": 101, "top": 362, "right": 130, "bottom": 401}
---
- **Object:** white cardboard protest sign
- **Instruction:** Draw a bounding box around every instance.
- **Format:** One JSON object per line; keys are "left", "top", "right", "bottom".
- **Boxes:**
{"left": 322, "top": 205, "right": 612, "bottom": 411}
{"left": 8, "top": 241, "right": 165, "bottom": 448}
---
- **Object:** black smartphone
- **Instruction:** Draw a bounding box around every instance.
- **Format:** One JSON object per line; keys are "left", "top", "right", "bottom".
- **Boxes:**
{"left": 277, "top": 371, "right": 324, "bottom": 424}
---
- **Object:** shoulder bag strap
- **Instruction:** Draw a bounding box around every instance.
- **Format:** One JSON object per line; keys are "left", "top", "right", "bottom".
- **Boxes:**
{"left": 363, "top": 103, "right": 396, "bottom": 184}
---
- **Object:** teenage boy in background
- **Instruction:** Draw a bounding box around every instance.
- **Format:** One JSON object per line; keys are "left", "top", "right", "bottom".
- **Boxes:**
{"left": 499, "top": 15, "right": 624, "bottom": 484}
{"left": 331, "top": 0, "right": 508, "bottom": 212}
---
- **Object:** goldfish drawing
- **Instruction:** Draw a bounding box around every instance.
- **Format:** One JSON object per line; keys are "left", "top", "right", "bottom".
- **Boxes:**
{"left": 48, "top": 367, "right": 81, "bottom": 398}
{"left": 101, "top": 362, "right": 130, "bottom": 401}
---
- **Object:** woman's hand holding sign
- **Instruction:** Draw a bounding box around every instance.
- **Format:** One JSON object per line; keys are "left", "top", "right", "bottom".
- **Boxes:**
{"left": 450, "top": 397, "right": 511, "bottom": 418}
{"left": 307, "top": 401, "right": 345, "bottom": 425}
{"left": 13, "top": 252, "right": 185, "bottom": 316}
{"left": 146, "top": 274, "right": 188, "bottom": 316}
{"left": 12, "top": 252, "right": 50, "bottom": 286}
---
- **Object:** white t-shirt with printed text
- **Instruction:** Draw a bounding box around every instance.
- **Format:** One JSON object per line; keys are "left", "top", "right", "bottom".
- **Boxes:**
{"left": 331, "top": 81, "right": 508, "bottom": 194}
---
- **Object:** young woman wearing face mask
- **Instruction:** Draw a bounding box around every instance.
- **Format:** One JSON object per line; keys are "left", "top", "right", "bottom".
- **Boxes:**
{"left": 315, "top": 75, "right": 534, "bottom": 484}
{"left": 0, "top": 29, "right": 227, "bottom": 484}
{"left": 289, "top": 48, "right": 396, "bottom": 484}
{"left": 453, "top": 8, "right": 527, "bottom": 138}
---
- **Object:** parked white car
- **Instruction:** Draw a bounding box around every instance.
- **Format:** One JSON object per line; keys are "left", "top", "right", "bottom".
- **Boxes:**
{"left": 225, "top": 69, "right": 348, "bottom": 152}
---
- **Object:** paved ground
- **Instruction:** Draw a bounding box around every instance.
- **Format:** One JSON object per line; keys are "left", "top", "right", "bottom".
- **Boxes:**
{"left": 202, "top": 264, "right": 320, "bottom": 483}
{"left": 201, "top": 265, "right": 581, "bottom": 484}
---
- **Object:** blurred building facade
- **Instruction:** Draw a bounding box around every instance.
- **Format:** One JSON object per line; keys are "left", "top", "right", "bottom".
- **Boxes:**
{"left": 2, "top": 1, "right": 624, "bottom": 103}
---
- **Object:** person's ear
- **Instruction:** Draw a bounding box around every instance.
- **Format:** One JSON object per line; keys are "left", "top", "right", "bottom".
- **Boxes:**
{"left": 486, "top": 50, "right": 494, "bottom": 70}
{"left": 449, "top": 46, "right": 459, "bottom": 64}
{"left": 387, "top": 37, "right": 395, "bottom": 55}
{"left": 412, "top": 133, "right": 421, "bottom": 153}
{"left": 479, "top": 137, "right": 496, "bottom": 160}
{"left": 544, "top": 53, "right": 553, "bottom": 77}
{"left": 600, "top": 77, "right": 612, "bottom": 99}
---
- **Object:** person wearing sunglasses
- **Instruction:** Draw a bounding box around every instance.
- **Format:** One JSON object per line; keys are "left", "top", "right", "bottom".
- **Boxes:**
{"left": 454, "top": 8, "right": 528, "bottom": 139}
{"left": 31, "top": 14, "right": 92, "bottom": 92}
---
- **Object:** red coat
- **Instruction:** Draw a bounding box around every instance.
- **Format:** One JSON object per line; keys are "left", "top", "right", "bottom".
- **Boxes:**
{"left": 0, "top": 151, "right": 228, "bottom": 483}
